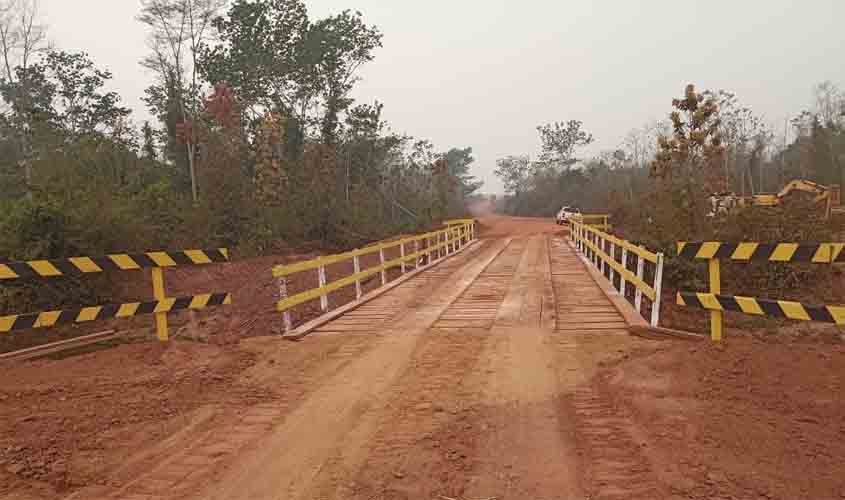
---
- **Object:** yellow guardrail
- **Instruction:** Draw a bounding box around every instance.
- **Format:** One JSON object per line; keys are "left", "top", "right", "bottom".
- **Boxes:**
{"left": 272, "top": 220, "right": 477, "bottom": 333}
{"left": 570, "top": 221, "right": 664, "bottom": 326}
{"left": 0, "top": 249, "right": 231, "bottom": 341}
{"left": 677, "top": 241, "right": 845, "bottom": 342}
{"left": 572, "top": 213, "right": 611, "bottom": 232}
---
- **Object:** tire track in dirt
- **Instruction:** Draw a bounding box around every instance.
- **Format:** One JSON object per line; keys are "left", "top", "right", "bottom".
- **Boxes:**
{"left": 464, "top": 234, "right": 583, "bottom": 500}
{"left": 191, "top": 238, "right": 512, "bottom": 500}
{"left": 65, "top": 241, "right": 493, "bottom": 500}
{"left": 298, "top": 238, "right": 529, "bottom": 500}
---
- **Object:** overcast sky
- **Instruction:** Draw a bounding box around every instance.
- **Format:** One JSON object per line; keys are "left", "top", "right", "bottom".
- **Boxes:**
{"left": 42, "top": 0, "right": 845, "bottom": 193}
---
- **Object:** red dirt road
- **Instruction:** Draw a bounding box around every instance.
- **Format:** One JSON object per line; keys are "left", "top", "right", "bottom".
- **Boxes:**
{"left": 1, "top": 216, "right": 844, "bottom": 500}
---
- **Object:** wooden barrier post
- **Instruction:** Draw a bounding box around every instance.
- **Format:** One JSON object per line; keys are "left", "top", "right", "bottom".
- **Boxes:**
{"left": 151, "top": 267, "right": 169, "bottom": 342}
{"left": 414, "top": 240, "right": 421, "bottom": 269}
{"left": 353, "top": 255, "right": 362, "bottom": 299}
{"left": 652, "top": 253, "right": 665, "bottom": 327}
{"left": 635, "top": 253, "right": 645, "bottom": 313}
{"left": 709, "top": 257, "right": 723, "bottom": 341}
{"left": 318, "top": 265, "right": 328, "bottom": 312}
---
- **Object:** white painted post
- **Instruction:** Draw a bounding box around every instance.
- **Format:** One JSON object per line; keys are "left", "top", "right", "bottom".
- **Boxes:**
{"left": 620, "top": 246, "right": 628, "bottom": 297}
{"left": 278, "top": 277, "right": 292, "bottom": 334}
{"left": 608, "top": 241, "right": 616, "bottom": 285}
{"left": 318, "top": 266, "right": 328, "bottom": 312}
{"left": 379, "top": 247, "right": 387, "bottom": 286}
{"left": 651, "top": 253, "right": 665, "bottom": 327}
{"left": 400, "top": 242, "right": 406, "bottom": 273}
{"left": 353, "top": 255, "right": 362, "bottom": 299}
{"left": 635, "top": 252, "right": 645, "bottom": 314}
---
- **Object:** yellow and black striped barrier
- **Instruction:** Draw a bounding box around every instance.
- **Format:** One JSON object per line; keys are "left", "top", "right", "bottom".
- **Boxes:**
{"left": 0, "top": 293, "right": 232, "bottom": 333}
{"left": 676, "top": 239, "right": 845, "bottom": 342}
{"left": 0, "top": 248, "right": 231, "bottom": 341}
{"left": 677, "top": 292, "right": 845, "bottom": 325}
{"left": 677, "top": 242, "right": 844, "bottom": 263}
{"left": 0, "top": 249, "right": 229, "bottom": 280}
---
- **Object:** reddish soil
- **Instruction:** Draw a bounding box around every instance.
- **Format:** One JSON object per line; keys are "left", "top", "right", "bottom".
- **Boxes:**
{"left": 1, "top": 215, "right": 844, "bottom": 500}
{"left": 601, "top": 333, "right": 845, "bottom": 499}
{"left": 0, "top": 342, "right": 266, "bottom": 499}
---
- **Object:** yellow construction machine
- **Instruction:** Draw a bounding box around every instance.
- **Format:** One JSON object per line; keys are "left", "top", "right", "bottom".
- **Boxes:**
{"left": 708, "top": 180, "right": 842, "bottom": 219}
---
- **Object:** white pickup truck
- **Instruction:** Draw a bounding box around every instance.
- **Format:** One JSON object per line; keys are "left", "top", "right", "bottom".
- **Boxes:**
{"left": 556, "top": 206, "right": 581, "bottom": 225}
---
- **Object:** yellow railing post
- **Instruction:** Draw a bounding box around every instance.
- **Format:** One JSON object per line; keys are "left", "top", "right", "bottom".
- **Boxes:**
{"left": 709, "top": 258, "right": 723, "bottom": 342}
{"left": 151, "top": 267, "right": 168, "bottom": 342}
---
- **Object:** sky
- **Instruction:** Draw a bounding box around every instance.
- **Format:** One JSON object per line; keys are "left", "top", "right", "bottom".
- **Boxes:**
{"left": 41, "top": 0, "right": 845, "bottom": 193}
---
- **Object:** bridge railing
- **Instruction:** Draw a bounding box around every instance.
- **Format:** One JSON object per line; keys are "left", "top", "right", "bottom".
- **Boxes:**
{"left": 571, "top": 214, "right": 611, "bottom": 232}
{"left": 676, "top": 241, "right": 845, "bottom": 342}
{"left": 272, "top": 219, "right": 477, "bottom": 334}
{"left": 570, "top": 221, "right": 664, "bottom": 326}
{"left": 0, "top": 249, "right": 232, "bottom": 341}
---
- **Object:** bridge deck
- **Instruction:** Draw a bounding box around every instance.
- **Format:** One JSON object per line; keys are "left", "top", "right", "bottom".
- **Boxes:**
{"left": 69, "top": 231, "right": 661, "bottom": 500}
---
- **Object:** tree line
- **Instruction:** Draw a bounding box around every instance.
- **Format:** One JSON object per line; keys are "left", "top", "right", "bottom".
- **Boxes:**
{"left": 495, "top": 83, "right": 845, "bottom": 293}
{"left": 495, "top": 82, "right": 845, "bottom": 227}
{"left": 0, "top": 0, "right": 481, "bottom": 312}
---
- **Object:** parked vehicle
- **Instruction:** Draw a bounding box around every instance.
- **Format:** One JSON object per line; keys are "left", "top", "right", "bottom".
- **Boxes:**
{"left": 556, "top": 206, "right": 581, "bottom": 225}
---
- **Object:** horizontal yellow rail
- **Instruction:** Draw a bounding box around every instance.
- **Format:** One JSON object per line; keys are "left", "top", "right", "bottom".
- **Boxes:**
{"left": 276, "top": 223, "right": 473, "bottom": 313}
{"left": 579, "top": 232, "right": 657, "bottom": 301}
{"left": 274, "top": 227, "right": 457, "bottom": 278}
{"left": 578, "top": 223, "right": 658, "bottom": 263}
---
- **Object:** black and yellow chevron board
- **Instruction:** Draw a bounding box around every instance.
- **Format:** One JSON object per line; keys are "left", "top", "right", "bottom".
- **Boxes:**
{"left": 0, "top": 293, "right": 232, "bottom": 333}
{"left": 677, "top": 242, "right": 844, "bottom": 263}
{"left": 0, "top": 249, "right": 229, "bottom": 281}
{"left": 677, "top": 292, "right": 845, "bottom": 325}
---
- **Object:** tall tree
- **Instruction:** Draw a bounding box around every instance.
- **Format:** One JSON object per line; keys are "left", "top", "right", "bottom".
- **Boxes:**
{"left": 301, "top": 10, "right": 382, "bottom": 145}
{"left": 651, "top": 84, "right": 725, "bottom": 236}
{"left": 536, "top": 120, "right": 594, "bottom": 169}
{"left": 0, "top": 0, "right": 47, "bottom": 197}
{"left": 139, "top": 0, "right": 226, "bottom": 202}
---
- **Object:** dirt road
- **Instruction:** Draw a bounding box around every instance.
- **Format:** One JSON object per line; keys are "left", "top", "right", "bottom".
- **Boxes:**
{"left": 6, "top": 216, "right": 842, "bottom": 500}
{"left": 56, "top": 217, "right": 648, "bottom": 500}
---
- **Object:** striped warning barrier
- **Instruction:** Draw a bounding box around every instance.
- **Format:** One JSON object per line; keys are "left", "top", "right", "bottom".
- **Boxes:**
{"left": 677, "top": 242, "right": 844, "bottom": 263}
{"left": 0, "top": 249, "right": 229, "bottom": 280}
{"left": 0, "top": 248, "right": 232, "bottom": 341}
{"left": 677, "top": 292, "right": 845, "bottom": 325}
{"left": 676, "top": 239, "right": 845, "bottom": 342}
{"left": 0, "top": 293, "right": 232, "bottom": 333}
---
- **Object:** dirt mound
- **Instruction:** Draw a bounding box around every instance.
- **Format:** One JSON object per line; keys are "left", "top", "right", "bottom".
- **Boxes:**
{"left": 601, "top": 334, "right": 845, "bottom": 499}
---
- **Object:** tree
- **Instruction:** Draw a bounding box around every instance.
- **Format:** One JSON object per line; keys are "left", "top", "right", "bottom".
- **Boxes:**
{"left": 651, "top": 84, "right": 725, "bottom": 236}
{"left": 707, "top": 90, "right": 771, "bottom": 195}
{"left": 139, "top": 0, "right": 227, "bottom": 203}
{"left": 301, "top": 10, "right": 382, "bottom": 145}
{"left": 536, "top": 120, "right": 593, "bottom": 169}
{"left": 495, "top": 155, "right": 534, "bottom": 212}
{"left": 200, "top": 1, "right": 381, "bottom": 146}
{"left": 442, "top": 147, "right": 483, "bottom": 197}
{"left": 199, "top": 0, "right": 310, "bottom": 120}
{"left": 0, "top": 0, "right": 47, "bottom": 197}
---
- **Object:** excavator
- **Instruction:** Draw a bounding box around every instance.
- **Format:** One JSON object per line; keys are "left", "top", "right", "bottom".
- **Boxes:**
{"left": 708, "top": 180, "right": 842, "bottom": 219}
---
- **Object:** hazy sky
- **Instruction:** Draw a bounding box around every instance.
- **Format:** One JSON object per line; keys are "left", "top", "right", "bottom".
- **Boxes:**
{"left": 42, "top": 0, "right": 845, "bottom": 193}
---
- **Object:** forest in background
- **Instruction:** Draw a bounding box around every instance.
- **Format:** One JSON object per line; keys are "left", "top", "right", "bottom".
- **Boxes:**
{"left": 495, "top": 83, "right": 845, "bottom": 298}
{"left": 0, "top": 0, "right": 482, "bottom": 312}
